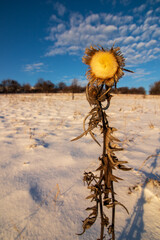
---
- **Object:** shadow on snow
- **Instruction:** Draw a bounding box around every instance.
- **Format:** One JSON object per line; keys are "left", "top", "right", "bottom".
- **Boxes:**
{"left": 118, "top": 138, "right": 160, "bottom": 240}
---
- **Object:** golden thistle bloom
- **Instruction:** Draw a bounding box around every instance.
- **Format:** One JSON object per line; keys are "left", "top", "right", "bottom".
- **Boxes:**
{"left": 82, "top": 45, "right": 129, "bottom": 87}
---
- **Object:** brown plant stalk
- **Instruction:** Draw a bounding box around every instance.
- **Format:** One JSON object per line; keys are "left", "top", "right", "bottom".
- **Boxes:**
{"left": 72, "top": 45, "right": 133, "bottom": 240}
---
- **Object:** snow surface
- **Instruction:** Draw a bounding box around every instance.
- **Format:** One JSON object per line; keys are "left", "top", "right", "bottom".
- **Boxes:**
{"left": 0, "top": 93, "right": 160, "bottom": 240}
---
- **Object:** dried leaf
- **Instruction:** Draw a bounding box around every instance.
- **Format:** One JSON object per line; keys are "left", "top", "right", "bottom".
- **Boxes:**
{"left": 111, "top": 175, "right": 123, "bottom": 182}
{"left": 77, "top": 216, "right": 97, "bottom": 235}
{"left": 86, "top": 194, "right": 97, "bottom": 200}
{"left": 103, "top": 216, "right": 109, "bottom": 227}
{"left": 89, "top": 130, "right": 101, "bottom": 146}
{"left": 106, "top": 203, "right": 114, "bottom": 208}
{"left": 96, "top": 164, "right": 104, "bottom": 171}
{"left": 76, "top": 216, "right": 96, "bottom": 235}
{"left": 106, "top": 201, "right": 129, "bottom": 214}
{"left": 85, "top": 205, "right": 97, "bottom": 211}
{"left": 71, "top": 131, "right": 87, "bottom": 142}
{"left": 117, "top": 164, "right": 132, "bottom": 171}
{"left": 110, "top": 135, "right": 121, "bottom": 142}
{"left": 115, "top": 160, "right": 128, "bottom": 165}
{"left": 111, "top": 127, "right": 117, "bottom": 132}
{"left": 110, "top": 147, "right": 124, "bottom": 152}
{"left": 114, "top": 201, "right": 129, "bottom": 214}
{"left": 103, "top": 197, "right": 111, "bottom": 206}
{"left": 108, "top": 225, "right": 113, "bottom": 234}
{"left": 87, "top": 186, "right": 98, "bottom": 191}
{"left": 103, "top": 197, "right": 111, "bottom": 202}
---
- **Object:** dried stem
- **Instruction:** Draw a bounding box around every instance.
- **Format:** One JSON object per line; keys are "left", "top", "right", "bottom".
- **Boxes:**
{"left": 111, "top": 181, "right": 115, "bottom": 240}
{"left": 99, "top": 101, "right": 106, "bottom": 240}
{"left": 99, "top": 188, "right": 104, "bottom": 240}
{"left": 99, "top": 99, "right": 115, "bottom": 240}
{"left": 74, "top": 85, "right": 130, "bottom": 240}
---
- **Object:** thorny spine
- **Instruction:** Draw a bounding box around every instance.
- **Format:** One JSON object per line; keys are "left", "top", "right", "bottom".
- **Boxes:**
{"left": 72, "top": 85, "right": 131, "bottom": 240}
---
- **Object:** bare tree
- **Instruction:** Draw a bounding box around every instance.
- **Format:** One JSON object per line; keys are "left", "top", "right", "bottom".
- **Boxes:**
{"left": 58, "top": 82, "right": 67, "bottom": 92}
{"left": 149, "top": 80, "right": 160, "bottom": 95}
{"left": 1, "top": 79, "right": 21, "bottom": 93}
{"left": 34, "top": 78, "right": 55, "bottom": 93}
{"left": 22, "top": 83, "right": 31, "bottom": 93}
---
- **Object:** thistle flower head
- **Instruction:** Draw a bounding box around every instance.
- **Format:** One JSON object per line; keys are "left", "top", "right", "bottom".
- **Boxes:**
{"left": 82, "top": 45, "right": 126, "bottom": 87}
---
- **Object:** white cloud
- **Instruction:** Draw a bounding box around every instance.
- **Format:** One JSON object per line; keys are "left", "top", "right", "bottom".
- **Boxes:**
{"left": 135, "top": 36, "right": 140, "bottom": 41}
{"left": 153, "top": 28, "right": 160, "bottom": 37}
{"left": 153, "top": 47, "right": 160, "bottom": 53}
{"left": 132, "top": 68, "right": 152, "bottom": 79}
{"left": 103, "top": 14, "right": 133, "bottom": 25}
{"left": 136, "top": 42, "right": 145, "bottom": 49}
{"left": 70, "top": 13, "right": 84, "bottom": 27}
{"left": 105, "top": 0, "right": 132, "bottom": 7}
{"left": 119, "top": 25, "right": 128, "bottom": 35}
{"left": 145, "top": 39, "right": 157, "bottom": 47}
{"left": 24, "top": 63, "right": 46, "bottom": 72}
{"left": 149, "top": 24, "right": 158, "bottom": 31}
{"left": 144, "top": 16, "right": 159, "bottom": 25}
{"left": 54, "top": 2, "right": 66, "bottom": 16}
{"left": 113, "top": 36, "right": 124, "bottom": 43}
{"left": 155, "top": 7, "right": 160, "bottom": 12}
{"left": 57, "top": 23, "right": 66, "bottom": 32}
{"left": 146, "top": 10, "right": 153, "bottom": 16}
{"left": 129, "top": 24, "right": 136, "bottom": 31}
{"left": 45, "top": 48, "right": 66, "bottom": 56}
{"left": 123, "top": 36, "right": 134, "bottom": 44}
{"left": 141, "top": 31, "right": 150, "bottom": 41}
{"left": 147, "top": 54, "right": 157, "bottom": 60}
{"left": 50, "top": 14, "right": 62, "bottom": 22}
{"left": 103, "top": 25, "right": 117, "bottom": 33}
{"left": 132, "top": 26, "right": 141, "bottom": 35}
{"left": 149, "top": 0, "right": 160, "bottom": 4}
{"left": 133, "top": 4, "right": 146, "bottom": 13}
{"left": 85, "top": 14, "right": 100, "bottom": 24}
{"left": 45, "top": 7, "right": 160, "bottom": 65}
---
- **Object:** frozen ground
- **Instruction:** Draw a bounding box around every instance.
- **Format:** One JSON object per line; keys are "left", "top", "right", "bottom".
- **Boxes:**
{"left": 0, "top": 93, "right": 160, "bottom": 240}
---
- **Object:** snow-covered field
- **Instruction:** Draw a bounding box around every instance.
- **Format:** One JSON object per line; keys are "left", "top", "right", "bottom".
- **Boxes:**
{"left": 0, "top": 93, "right": 160, "bottom": 240}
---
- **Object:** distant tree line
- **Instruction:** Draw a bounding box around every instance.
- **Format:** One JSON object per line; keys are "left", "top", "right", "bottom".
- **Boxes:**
{"left": 0, "top": 78, "right": 160, "bottom": 95}
{"left": 0, "top": 78, "right": 85, "bottom": 94}
{"left": 111, "top": 80, "right": 160, "bottom": 95}
{"left": 111, "top": 86, "right": 146, "bottom": 95}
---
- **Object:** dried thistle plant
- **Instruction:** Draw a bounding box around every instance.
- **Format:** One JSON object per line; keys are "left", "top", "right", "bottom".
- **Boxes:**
{"left": 72, "top": 45, "right": 133, "bottom": 240}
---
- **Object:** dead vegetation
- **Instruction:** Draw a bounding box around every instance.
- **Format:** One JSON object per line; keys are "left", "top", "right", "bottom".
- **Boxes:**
{"left": 72, "top": 45, "right": 133, "bottom": 240}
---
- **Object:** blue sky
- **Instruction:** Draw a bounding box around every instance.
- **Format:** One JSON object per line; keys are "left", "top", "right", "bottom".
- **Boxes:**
{"left": 0, "top": 0, "right": 160, "bottom": 92}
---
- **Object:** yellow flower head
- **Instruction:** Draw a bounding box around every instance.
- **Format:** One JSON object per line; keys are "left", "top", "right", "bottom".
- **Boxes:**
{"left": 82, "top": 45, "right": 126, "bottom": 87}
